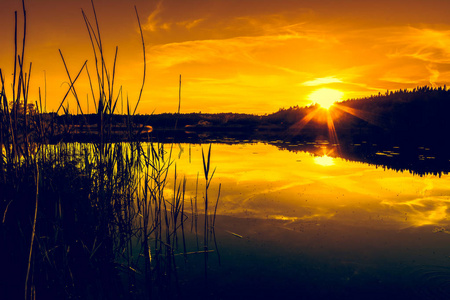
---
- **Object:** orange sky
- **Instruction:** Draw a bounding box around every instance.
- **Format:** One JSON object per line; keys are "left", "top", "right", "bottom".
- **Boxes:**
{"left": 1, "top": 0, "right": 450, "bottom": 115}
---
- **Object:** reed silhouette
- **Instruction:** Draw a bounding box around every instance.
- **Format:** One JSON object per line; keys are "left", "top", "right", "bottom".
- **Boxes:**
{"left": 0, "top": 1, "right": 220, "bottom": 299}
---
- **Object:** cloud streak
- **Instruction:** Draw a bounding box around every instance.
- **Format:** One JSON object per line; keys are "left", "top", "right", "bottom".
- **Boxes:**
{"left": 147, "top": 30, "right": 330, "bottom": 68}
{"left": 302, "top": 77, "right": 343, "bottom": 86}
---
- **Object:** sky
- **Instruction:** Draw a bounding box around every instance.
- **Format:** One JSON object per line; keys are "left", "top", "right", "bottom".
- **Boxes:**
{"left": 1, "top": 0, "right": 450, "bottom": 115}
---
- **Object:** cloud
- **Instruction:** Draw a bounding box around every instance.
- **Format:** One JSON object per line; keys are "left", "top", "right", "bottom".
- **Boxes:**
{"left": 147, "top": 32, "right": 328, "bottom": 68}
{"left": 426, "top": 64, "right": 440, "bottom": 87}
{"left": 385, "top": 27, "right": 450, "bottom": 64}
{"left": 301, "top": 76, "right": 343, "bottom": 86}
{"left": 143, "top": 1, "right": 164, "bottom": 32}
{"left": 177, "top": 18, "right": 205, "bottom": 30}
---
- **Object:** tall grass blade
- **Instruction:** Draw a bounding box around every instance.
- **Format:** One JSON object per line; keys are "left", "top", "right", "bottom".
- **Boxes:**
{"left": 132, "top": 5, "right": 146, "bottom": 115}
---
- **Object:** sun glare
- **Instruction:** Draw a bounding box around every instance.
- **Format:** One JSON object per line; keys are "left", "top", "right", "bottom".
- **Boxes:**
{"left": 308, "top": 88, "right": 344, "bottom": 109}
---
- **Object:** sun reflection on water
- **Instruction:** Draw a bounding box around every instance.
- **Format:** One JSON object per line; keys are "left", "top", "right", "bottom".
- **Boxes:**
{"left": 164, "top": 142, "right": 450, "bottom": 229}
{"left": 313, "top": 155, "right": 335, "bottom": 166}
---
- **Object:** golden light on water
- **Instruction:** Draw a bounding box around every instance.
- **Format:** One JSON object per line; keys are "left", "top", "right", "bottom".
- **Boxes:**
{"left": 308, "top": 88, "right": 344, "bottom": 109}
{"left": 313, "top": 155, "right": 335, "bottom": 166}
{"left": 168, "top": 143, "right": 450, "bottom": 229}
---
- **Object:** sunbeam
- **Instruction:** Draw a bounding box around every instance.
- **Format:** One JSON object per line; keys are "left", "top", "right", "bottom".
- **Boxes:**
{"left": 326, "top": 110, "right": 340, "bottom": 149}
{"left": 333, "top": 104, "right": 383, "bottom": 128}
{"left": 289, "top": 108, "right": 321, "bottom": 135}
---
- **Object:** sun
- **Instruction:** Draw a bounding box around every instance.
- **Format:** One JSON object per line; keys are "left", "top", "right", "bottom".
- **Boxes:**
{"left": 308, "top": 88, "right": 344, "bottom": 109}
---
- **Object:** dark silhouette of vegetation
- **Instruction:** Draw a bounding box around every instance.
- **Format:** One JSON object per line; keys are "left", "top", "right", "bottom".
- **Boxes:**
{"left": 1, "top": 2, "right": 220, "bottom": 299}
{"left": 334, "top": 86, "right": 450, "bottom": 144}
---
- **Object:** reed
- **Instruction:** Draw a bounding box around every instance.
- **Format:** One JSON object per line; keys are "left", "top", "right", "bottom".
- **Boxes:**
{"left": 0, "top": 1, "right": 220, "bottom": 299}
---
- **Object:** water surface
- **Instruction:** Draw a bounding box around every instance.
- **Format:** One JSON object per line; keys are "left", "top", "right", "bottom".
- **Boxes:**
{"left": 162, "top": 142, "right": 450, "bottom": 299}
{"left": 171, "top": 142, "right": 450, "bottom": 228}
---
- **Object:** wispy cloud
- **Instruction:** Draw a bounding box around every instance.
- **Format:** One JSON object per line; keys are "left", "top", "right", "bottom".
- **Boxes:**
{"left": 176, "top": 18, "right": 205, "bottom": 30}
{"left": 301, "top": 76, "right": 343, "bottom": 86}
{"left": 147, "top": 32, "right": 329, "bottom": 68}
{"left": 143, "top": 1, "right": 164, "bottom": 32}
{"left": 385, "top": 27, "right": 450, "bottom": 64}
{"left": 426, "top": 64, "right": 440, "bottom": 87}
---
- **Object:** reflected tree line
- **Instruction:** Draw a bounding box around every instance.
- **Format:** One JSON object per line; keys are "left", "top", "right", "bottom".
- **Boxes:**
{"left": 273, "top": 141, "right": 450, "bottom": 177}
{"left": 8, "top": 85, "right": 450, "bottom": 176}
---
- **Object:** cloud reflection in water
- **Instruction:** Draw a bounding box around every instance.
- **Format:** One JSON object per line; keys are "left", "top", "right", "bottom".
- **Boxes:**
{"left": 166, "top": 143, "right": 450, "bottom": 229}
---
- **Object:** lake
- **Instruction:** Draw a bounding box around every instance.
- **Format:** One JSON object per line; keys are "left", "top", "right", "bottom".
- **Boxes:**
{"left": 160, "top": 142, "right": 450, "bottom": 299}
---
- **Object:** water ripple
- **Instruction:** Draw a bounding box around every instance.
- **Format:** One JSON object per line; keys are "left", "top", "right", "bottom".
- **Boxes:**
{"left": 407, "top": 265, "right": 450, "bottom": 300}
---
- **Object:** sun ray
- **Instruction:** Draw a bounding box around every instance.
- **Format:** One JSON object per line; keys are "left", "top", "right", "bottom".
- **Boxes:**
{"left": 326, "top": 110, "right": 340, "bottom": 150}
{"left": 288, "top": 104, "right": 341, "bottom": 152}
{"left": 333, "top": 104, "right": 382, "bottom": 128}
{"left": 289, "top": 108, "right": 321, "bottom": 135}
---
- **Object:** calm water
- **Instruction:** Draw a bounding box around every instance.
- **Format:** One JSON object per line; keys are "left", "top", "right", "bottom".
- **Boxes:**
{"left": 169, "top": 142, "right": 450, "bottom": 228}
{"left": 160, "top": 142, "right": 450, "bottom": 299}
